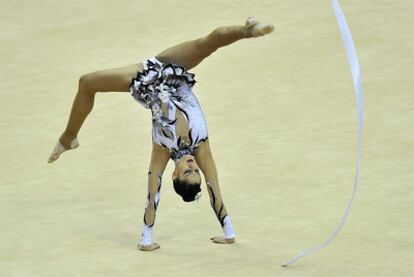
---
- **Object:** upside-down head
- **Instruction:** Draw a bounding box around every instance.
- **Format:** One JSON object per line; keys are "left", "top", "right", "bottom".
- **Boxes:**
{"left": 172, "top": 154, "right": 202, "bottom": 202}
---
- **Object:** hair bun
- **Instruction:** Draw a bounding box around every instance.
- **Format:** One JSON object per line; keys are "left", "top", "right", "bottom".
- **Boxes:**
{"left": 173, "top": 179, "right": 202, "bottom": 203}
{"left": 183, "top": 196, "right": 195, "bottom": 202}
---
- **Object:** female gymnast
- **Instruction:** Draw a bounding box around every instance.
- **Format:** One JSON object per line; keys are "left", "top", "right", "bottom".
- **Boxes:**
{"left": 48, "top": 17, "right": 274, "bottom": 251}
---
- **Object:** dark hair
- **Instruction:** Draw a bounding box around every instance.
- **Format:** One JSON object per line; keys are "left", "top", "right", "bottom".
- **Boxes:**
{"left": 173, "top": 178, "right": 201, "bottom": 202}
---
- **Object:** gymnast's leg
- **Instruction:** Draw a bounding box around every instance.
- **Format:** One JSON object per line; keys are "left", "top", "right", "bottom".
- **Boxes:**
{"left": 48, "top": 63, "right": 142, "bottom": 163}
{"left": 48, "top": 17, "right": 274, "bottom": 163}
{"left": 155, "top": 17, "right": 274, "bottom": 70}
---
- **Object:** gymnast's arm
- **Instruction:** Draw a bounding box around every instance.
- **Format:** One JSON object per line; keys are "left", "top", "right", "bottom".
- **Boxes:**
{"left": 194, "top": 141, "right": 236, "bottom": 244}
{"left": 138, "top": 143, "right": 170, "bottom": 251}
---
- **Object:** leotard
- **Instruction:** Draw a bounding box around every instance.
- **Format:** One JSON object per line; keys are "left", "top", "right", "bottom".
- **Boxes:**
{"left": 129, "top": 57, "right": 208, "bottom": 162}
{"left": 130, "top": 58, "right": 235, "bottom": 246}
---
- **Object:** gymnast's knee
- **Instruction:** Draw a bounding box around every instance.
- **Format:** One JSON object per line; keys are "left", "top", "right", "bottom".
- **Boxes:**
{"left": 78, "top": 73, "right": 98, "bottom": 94}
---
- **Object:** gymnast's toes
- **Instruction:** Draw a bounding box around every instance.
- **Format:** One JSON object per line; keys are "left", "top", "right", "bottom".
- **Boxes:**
{"left": 47, "top": 137, "right": 79, "bottom": 163}
{"left": 245, "top": 16, "right": 275, "bottom": 37}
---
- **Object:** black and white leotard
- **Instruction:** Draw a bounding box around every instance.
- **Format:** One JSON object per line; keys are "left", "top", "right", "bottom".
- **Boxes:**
{"left": 130, "top": 58, "right": 235, "bottom": 246}
{"left": 130, "top": 57, "right": 208, "bottom": 162}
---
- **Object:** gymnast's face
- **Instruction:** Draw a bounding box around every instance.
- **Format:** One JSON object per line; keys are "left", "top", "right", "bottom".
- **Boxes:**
{"left": 172, "top": 154, "right": 202, "bottom": 184}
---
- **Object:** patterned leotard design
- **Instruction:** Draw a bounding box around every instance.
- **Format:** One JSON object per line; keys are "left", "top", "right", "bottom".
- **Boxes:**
{"left": 129, "top": 57, "right": 208, "bottom": 162}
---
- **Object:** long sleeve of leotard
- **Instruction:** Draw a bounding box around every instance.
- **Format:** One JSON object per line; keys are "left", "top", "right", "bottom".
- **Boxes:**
{"left": 206, "top": 181, "right": 236, "bottom": 239}
{"left": 139, "top": 144, "right": 170, "bottom": 247}
{"left": 195, "top": 143, "right": 236, "bottom": 239}
{"left": 140, "top": 171, "right": 162, "bottom": 246}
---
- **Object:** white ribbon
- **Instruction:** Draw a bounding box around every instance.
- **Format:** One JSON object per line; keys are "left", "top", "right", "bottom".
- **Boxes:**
{"left": 281, "top": 0, "right": 364, "bottom": 267}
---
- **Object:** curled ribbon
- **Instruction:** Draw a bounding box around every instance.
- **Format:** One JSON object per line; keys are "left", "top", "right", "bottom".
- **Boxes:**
{"left": 281, "top": 0, "right": 364, "bottom": 267}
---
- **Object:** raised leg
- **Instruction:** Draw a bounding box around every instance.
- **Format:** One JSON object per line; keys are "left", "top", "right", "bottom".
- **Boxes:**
{"left": 48, "top": 63, "right": 142, "bottom": 163}
{"left": 155, "top": 17, "right": 274, "bottom": 70}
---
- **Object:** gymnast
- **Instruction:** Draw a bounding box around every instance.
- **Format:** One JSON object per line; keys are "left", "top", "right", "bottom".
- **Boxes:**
{"left": 48, "top": 17, "right": 274, "bottom": 251}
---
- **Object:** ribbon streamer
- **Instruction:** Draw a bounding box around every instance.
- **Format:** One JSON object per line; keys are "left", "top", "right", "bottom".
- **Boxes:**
{"left": 281, "top": 0, "right": 364, "bottom": 267}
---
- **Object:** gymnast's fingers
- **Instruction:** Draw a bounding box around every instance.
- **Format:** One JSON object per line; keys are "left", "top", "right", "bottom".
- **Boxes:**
{"left": 211, "top": 236, "right": 235, "bottom": 244}
{"left": 138, "top": 243, "right": 160, "bottom": 251}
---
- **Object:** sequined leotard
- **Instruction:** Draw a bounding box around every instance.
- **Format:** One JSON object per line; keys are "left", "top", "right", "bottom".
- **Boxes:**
{"left": 129, "top": 57, "right": 208, "bottom": 162}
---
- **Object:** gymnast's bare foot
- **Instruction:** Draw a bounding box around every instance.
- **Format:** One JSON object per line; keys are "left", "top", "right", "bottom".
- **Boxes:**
{"left": 47, "top": 133, "right": 79, "bottom": 163}
{"left": 245, "top": 16, "right": 275, "bottom": 37}
{"left": 138, "top": 243, "right": 160, "bottom": 251}
{"left": 210, "top": 236, "right": 235, "bottom": 244}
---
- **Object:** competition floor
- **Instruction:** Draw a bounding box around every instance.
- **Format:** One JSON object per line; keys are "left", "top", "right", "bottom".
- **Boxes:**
{"left": 1, "top": 1, "right": 413, "bottom": 276}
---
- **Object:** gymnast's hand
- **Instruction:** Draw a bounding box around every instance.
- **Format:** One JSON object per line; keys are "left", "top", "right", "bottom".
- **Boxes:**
{"left": 210, "top": 236, "right": 235, "bottom": 244}
{"left": 138, "top": 242, "right": 160, "bottom": 251}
